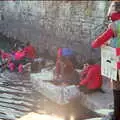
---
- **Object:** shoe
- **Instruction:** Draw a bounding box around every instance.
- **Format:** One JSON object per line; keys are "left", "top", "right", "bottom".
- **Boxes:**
{"left": 99, "top": 88, "right": 105, "bottom": 93}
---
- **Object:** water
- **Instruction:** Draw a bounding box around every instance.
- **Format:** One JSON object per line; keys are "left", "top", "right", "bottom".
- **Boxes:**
{"left": 0, "top": 67, "right": 100, "bottom": 120}
{"left": 0, "top": 71, "right": 38, "bottom": 120}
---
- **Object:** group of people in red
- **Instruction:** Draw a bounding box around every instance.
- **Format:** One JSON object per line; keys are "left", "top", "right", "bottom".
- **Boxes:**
{"left": 54, "top": 47, "right": 103, "bottom": 94}
{"left": 0, "top": 41, "right": 36, "bottom": 73}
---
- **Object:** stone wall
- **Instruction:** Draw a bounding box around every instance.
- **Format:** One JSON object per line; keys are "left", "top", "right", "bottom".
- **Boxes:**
{"left": 0, "top": 1, "right": 109, "bottom": 64}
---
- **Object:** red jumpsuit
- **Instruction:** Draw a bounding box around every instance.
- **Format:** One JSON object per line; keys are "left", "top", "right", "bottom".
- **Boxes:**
{"left": 24, "top": 45, "right": 36, "bottom": 59}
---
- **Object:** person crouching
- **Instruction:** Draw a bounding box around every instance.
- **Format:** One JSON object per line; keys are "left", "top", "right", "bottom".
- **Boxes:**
{"left": 8, "top": 46, "right": 26, "bottom": 73}
{"left": 54, "top": 56, "right": 79, "bottom": 85}
{"left": 78, "top": 59, "right": 103, "bottom": 94}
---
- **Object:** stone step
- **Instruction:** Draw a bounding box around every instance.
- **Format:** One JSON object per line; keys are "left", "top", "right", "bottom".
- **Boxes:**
{"left": 78, "top": 79, "right": 113, "bottom": 116}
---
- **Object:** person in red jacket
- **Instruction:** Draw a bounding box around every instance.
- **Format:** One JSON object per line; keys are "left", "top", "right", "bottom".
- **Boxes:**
{"left": 8, "top": 46, "right": 26, "bottom": 73}
{"left": 0, "top": 49, "right": 11, "bottom": 72}
{"left": 92, "top": 1, "right": 120, "bottom": 120}
{"left": 14, "top": 47, "right": 25, "bottom": 61}
{"left": 1, "top": 50, "right": 11, "bottom": 63}
{"left": 78, "top": 59, "right": 103, "bottom": 93}
{"left": 24, "top": 42, "right": 36, "bottom": 59}
{"left": 92, "top": 2, "right": 120, "bottom": 48}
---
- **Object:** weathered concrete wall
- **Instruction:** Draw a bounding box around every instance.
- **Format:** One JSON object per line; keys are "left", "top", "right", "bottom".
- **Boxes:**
{"left": 0, "top": 1, "right": 109, "bottom": 64}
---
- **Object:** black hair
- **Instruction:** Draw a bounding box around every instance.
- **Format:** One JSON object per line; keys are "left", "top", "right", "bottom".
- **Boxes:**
{"left": 26, "top": 41, "right": 30, "bottom": 46}
{"left": 18, "top": 45, "right": 24, "bottom": 50}
{"left": 60, "top": 56, "right": 66, "bottom": 62}
{"left": 114, "top": 1, "right": 120, "bottom": 12}
{"left": 86, "top": 58, "right": 96, "bottom": 65}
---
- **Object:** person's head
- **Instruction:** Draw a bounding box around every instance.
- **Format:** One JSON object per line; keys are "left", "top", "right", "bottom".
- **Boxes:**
{"left": 0, "top": 49, "right": 4, "bottom": 54}
{"left": 26, "top": 41, "right": 30, "bottom": 46}
{"left": 18, "top": 46, "right": 24, "bottom": 51}
{"left": 114, "top": 1, "right": 120, "bottom": 12}
{"left": 86, "top": 59, "right": 96, "bottom": 65}
{"left": 10, "top": 48, "right": 16, "bottom": 53}
{"left": 107, "top": 1, "right": 120, "bottom": 21}
{"left": 60, "top": 56, "right": 67, "bottom": 63}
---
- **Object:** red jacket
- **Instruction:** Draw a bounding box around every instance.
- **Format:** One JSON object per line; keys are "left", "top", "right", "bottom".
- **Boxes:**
{"left": 92, "top": 12, "right": 120, "bottom": 48}
{"left": 80, "top": 64, "right": 102, "bottom": 90}
{"left": 14, "top": 50, "right": 25, "bottom": 60}
{"left": 24, "top": 45, "right": 36, "bottom": 59}
{"left": 57, "top": 48, "right": 62, "bottom": 59}
{"left": 55, "top": 48, "right": 62, "bottom": 76}
{"left": 1, "top": 52, "right": 10, "bottom": 60}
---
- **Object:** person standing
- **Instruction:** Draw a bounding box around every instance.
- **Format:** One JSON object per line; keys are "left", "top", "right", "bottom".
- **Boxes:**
{"left": 92, "top": 1, "right": 120, "bottom": 120}
{"left": 24, "top": 42, "right": 36, "bottom": 59}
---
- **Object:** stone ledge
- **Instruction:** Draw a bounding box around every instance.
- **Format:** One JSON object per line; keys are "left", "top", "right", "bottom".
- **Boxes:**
{"left": 79, "top": 90, "right": 113, "bottom": 111}
{"left": 78, "top": 79, "right": 113, "bottom": 116}
{"left": 30, "top": 70, "right": 113, "bottom": 116}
